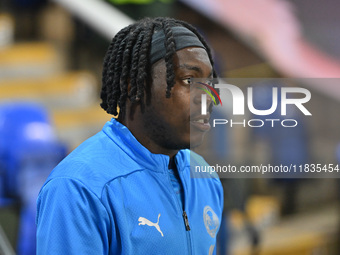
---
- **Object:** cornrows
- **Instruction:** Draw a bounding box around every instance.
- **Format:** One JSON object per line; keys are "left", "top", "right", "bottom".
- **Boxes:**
{"left": 100, "top": 17, "right": 216, "bottom": 118}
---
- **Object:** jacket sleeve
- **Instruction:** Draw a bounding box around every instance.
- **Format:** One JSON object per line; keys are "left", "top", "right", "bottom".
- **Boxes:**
{"left": 36, "top": 178, "right": 112, "bottom": 255}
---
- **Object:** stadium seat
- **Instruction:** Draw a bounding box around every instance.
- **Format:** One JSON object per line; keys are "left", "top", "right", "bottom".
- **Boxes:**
{"left": 52, "top": 103, "right": 111, "bottom": 149}
{"left": 0, "top": 71, "right": 98, "bottom": 108}
{"left": 0, "top": 102, "right": 66, "bottom": 254}
{"left": 0, "top": 42, "right": 62, "bottom": 79}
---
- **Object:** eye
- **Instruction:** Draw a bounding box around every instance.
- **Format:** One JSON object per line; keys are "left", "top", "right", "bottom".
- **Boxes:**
{"left": 182, "top": 78, "right": 192, "bottom": 85}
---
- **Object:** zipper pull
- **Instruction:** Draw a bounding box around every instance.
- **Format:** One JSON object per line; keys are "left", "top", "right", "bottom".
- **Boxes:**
{"left": 183, "top": 211, "right": 191, "bottom": 231}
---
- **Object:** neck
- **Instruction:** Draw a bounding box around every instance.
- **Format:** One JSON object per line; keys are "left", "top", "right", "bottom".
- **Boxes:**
{"left": 120, "top": 112, "right": 179, "bottom": 158}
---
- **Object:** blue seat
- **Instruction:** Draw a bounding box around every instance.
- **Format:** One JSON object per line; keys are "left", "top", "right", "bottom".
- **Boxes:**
{"left": 0, "top": 102, "right": 66, "bottom": 255}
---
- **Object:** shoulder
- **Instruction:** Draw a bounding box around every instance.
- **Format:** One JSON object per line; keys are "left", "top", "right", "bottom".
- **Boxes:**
{"left": 44, "top": 128, "right": 146, "bottom": 197}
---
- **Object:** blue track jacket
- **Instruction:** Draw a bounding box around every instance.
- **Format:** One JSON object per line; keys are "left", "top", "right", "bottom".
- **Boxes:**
{"left": 36, "top": 119, "right": 224, "bottom": 255}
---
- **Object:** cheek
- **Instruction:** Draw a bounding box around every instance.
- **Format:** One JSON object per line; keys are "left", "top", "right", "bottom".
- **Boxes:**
{"left": 172, "top": 87, "right": 191, "bottom": 106}
{"left": 171, "top": 92, "right": 191, "bottom": 119}
{"left": 150, "top": 85, "right": 191, "bottom": 126}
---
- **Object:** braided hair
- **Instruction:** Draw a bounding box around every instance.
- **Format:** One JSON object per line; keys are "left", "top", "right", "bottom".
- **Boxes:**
{"left": 101, "top": 17, "right": 216, "bottom": 119}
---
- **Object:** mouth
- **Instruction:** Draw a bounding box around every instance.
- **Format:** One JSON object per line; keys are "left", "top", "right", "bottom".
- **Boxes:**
{"left": 190, "top": 115, "right": 211, "bottom": 132}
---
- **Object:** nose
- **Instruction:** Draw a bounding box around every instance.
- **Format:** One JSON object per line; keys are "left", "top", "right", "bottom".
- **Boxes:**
{"left": 193, "top": 88, "right": 213, "bottom": 106}
{"left": 192, "top": 88, "right": 214, "bottom": 115}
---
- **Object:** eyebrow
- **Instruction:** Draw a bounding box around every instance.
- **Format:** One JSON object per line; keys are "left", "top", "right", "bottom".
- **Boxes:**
{"left": 178, "top": 64, "right": 213, "bottom": 77}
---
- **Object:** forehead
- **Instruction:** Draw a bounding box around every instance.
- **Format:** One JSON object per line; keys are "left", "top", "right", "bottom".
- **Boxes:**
{"left": 152, "top": 47, "right": 212, "bottom": 76}
{"left": 174, "top": 47, "right": 212, "bottom": 72}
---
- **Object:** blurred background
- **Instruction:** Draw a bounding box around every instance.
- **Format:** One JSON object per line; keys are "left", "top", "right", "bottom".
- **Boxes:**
{"left": 0, "top": 0, "right": 340, "bottom": 254}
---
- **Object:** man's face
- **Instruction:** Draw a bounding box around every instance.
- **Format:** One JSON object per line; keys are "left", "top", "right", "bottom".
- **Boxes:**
{"left": 142, "top": 47, "right": 213, "bottom": 152}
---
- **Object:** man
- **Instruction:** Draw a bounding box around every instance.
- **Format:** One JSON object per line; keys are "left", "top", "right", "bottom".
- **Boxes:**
{"left": 36, "top": 17, "right": 223, "bottom": 254}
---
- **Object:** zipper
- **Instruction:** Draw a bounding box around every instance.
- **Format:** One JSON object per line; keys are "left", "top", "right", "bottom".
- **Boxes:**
{"left": 165, "top": 163, "right": 192, "bottom": 255}
{"left": 183, "top": 211, "right": 191, "bottom": 231}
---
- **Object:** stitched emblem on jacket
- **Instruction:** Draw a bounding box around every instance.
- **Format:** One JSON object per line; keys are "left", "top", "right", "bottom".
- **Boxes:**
{"left": 138, "top": 213, "right": 164, "bottom": 237}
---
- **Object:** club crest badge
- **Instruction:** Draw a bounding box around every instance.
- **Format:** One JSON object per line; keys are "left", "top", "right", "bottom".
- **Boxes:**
{"left": 203, "top": 206, "right": 219, "bottom": 238}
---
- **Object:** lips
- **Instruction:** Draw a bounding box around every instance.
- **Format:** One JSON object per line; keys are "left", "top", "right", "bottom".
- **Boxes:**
{"left": 190, "top": 114, "right": 211, "bottom": 131}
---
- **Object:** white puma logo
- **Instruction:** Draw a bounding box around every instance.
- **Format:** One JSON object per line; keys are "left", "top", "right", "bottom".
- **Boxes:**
{"left": 138, "top": 213, "right": 164, "bottom": 237}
